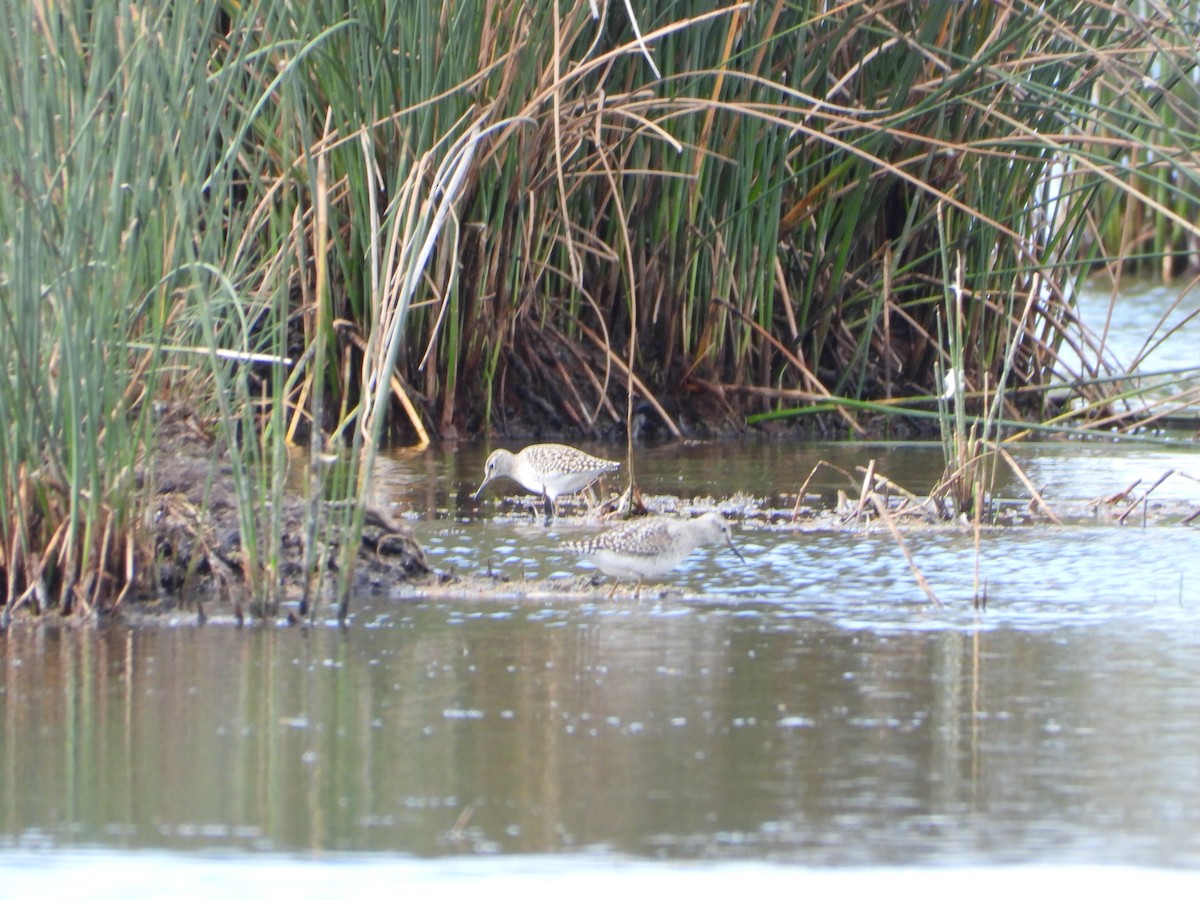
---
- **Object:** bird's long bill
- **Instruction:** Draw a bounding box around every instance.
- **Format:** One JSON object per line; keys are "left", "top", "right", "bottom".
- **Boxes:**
{"left": 725, "top": 535, "right": 746, "bottom": 564}
{"left": 470, "top": 475, "right": 495, "bottom": 500}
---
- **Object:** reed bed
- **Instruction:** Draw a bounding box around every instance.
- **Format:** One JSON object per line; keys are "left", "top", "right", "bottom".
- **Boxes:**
{"left": 2, "top": 0, "right": 1198, "bottom": 617}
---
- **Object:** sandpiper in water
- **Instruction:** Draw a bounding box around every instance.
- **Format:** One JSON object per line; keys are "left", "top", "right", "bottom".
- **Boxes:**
{"left": 563, "top": 511, "right": 744, "bottom": 597}
{"left": 471, "top": 443, "right": 621, "bottom": 523}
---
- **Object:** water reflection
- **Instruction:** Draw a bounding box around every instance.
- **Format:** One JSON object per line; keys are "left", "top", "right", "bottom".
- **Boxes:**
{"left": 5, "top": 390, "right": 1200, "bottom": 873}
{"left": 4, "top": 584, "right": 1200, "bottom": 866}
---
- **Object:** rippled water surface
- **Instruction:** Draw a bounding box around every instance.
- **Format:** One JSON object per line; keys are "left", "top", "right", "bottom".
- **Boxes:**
{"left": 4, "top": 433, "right": 1200, "bottom": 895}
{"left": 1074, "top": 277, "right": 1200, "bottom": 374}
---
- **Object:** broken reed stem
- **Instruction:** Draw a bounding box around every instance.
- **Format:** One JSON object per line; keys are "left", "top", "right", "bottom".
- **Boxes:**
{"left": 1116, "top": 468, "right": 1175, "bottom": 525}
{"left": 867, "top": 493, "right": 943, "bottom": 607}
{"left": 855, "top": 458, "right": 877, "bottom": 518}
{"left": 338, "top": 322, "right": 431, "bottom": 449}
{"left": 796, "top": 457, "right": 942, "bottom": 607}
{"left": 854, "top": 466, "right": 927, "bottom": 507}
{"left": 995, "top": 445, "right": 1062, "bottom": 525}
{"left": 791, "top": 459, "right": 856, "bottom": 521}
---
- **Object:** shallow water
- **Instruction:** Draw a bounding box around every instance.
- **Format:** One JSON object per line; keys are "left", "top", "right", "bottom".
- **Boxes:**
{"left": 1075, "top": 277, "right": 1200, "bottom": 375}
{"left": 5, "top": 283, "right": 1200, "bottom": 890}
{"left": 4, "top": 436, "right": 1200, "bottom": 892}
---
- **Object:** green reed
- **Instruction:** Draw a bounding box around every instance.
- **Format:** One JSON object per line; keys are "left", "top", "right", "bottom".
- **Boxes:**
{"left": 4, "top": 1, "right": 1199, "bottom": 617}
{"left": 0, "top": 3, "right": 216, "bottom": 615}
{"left": 0, "top": 2, "right": 344, "bottom": 615}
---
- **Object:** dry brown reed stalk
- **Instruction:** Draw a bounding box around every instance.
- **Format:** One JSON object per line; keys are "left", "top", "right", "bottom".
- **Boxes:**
{"left": 795, "top": 460, "right": 937, "bottom": 523}
{"left": 1116, "top": 469, "right": 1176, "bottom": 526}
{"left": 336, "top": 324, "right": 431, "bottom": 448}
{"left": 569, "top": 317, "right": 682, "bottom": 438}
{"left": 791, "top": 460, "right": 849, "bottom": 522}
{"left": 543, "top": 321, "right": 622, "bottom": 424}
{"left": 445, "top": 1, "right": 1130, "bottom": 435}
{"left": 15, "top": 1, "right": 1200, "bottom": 617}
{"left": 867, "top": 493, "right": 943, "bottom": 608}
{"left": 994, "top": 446, "right": 1061, "bottom": 524}
{"left": 854, "top": 465, "right": 930, "bottom": 517}
{"left": 1179, "top": 474, "right": 1200, "bottom": 525}
{"left": 1103, "top": 386, "right": 1200, "bottom": 432}
{"left": 707, "top": 297, "right": 866, "bottom": 435}
{"left": 854, "top": 458, "right": 878, "bottom": 519}
{"left": 591, "top": 102, "right": 644, "bottom": 489}
{"left": 1, "top": 463, "right": 138, "bottom": 623}
{"left": 794, "top": 458, "right": 941, "bottom": 605}
{"left": 932, "top": 438, "right": 1062, "bottom": 525}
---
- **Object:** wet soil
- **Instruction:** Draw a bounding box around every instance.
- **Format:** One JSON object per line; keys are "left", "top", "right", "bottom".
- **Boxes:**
{"left": 79, "top": 425, "right": 1200, "bottom": 626}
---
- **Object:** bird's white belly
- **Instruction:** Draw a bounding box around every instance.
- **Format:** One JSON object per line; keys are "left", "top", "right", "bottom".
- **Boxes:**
{"left": 587, "top": 547, "right": 689, "bottom": 579}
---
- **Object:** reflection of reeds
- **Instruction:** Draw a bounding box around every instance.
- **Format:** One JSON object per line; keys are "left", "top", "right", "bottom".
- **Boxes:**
{"left": 3, "top": 2, "right": 1199, "bottom": 615}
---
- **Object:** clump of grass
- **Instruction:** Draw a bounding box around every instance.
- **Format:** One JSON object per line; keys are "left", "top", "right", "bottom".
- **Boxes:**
{"left": 0, "top": 3, "right": 246, "bottom": 617}
{"left": 0, "top": 2, "right": 365, "bottom": 618}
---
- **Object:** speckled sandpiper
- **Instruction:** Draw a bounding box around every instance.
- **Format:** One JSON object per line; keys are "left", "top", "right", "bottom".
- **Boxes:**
{"left": 563, "top": 511, "right": 744, "bottom": 598}
{"left": 471, "top": 443, "right": 621, "bottom": 523}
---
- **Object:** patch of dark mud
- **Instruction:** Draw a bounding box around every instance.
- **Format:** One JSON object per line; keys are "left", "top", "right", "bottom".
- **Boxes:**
{"left": 129, "top": 428, "right": 433, "bottom": 622}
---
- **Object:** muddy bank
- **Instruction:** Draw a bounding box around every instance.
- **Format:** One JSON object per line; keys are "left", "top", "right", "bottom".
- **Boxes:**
{"left": 142, "top": 475, "right": 1198, "bottom": 625}
{"left": 144, "top": 458, "right": 428, "bottom": 621}
{"left": 22, "top": 420, "right": 1195, "bottom": 628}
